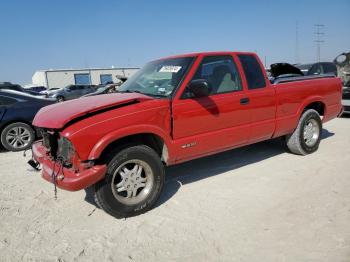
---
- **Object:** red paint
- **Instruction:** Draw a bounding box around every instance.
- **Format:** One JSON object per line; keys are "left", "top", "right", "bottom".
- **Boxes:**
{"left": 32, "top": 52, "right": 343, "bottom": 191}
{"left": 33, "top": 93, "right": 152, "bottom": 129}
{"left": 32, "top": 142, "right": 107, "bottom": 191}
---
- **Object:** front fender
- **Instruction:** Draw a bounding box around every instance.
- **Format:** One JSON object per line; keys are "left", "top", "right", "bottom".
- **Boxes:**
{"left": 87, "top": 124, "right": 174, "bottom": 162}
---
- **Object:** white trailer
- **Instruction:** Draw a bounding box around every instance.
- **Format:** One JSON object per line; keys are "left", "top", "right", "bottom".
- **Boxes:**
{"left": 32, "top": 67, "right": 139, "bottom": 89}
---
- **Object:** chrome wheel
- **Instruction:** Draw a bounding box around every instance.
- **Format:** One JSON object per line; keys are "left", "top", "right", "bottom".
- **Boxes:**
{"left": 111, "top": 159, "right": 154, "bottom": 206}
{"left": 303, "top": 119, "right": 320, "bottom": 147}
{"left": 5, "top": 126, "right": 32, "bottom": 149}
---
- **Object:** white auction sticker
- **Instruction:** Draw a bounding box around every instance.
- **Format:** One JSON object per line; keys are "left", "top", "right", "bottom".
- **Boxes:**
{"left": 159, "top": 66, "right": 182, "bottom": 73}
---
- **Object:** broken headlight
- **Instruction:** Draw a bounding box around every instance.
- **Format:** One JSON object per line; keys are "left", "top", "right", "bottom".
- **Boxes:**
{"left": 57, "top": 137, "right": 76, "bottom": 167}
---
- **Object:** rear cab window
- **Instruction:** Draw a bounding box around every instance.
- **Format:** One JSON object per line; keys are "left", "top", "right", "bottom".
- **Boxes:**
{"left": 238, "top": 54, "right": 266, "bottom": 89}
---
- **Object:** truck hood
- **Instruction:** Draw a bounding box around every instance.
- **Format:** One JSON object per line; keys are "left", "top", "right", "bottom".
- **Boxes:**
{"left": 33, "top": 93, "right": 153, "bottom": 129}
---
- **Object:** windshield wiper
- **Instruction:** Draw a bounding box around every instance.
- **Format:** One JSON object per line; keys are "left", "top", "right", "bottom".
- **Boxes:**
{"left": 118, "top": 90, "right": 167, "bottom": 98}
{"left": 118, "top": 90, "right": 142, "bottom": 94}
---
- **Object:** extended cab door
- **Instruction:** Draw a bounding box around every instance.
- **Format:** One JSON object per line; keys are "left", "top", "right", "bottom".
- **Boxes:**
{"left": 236, "top": 54, "right": 276, "bottom": 143}
{"left": 171, "top": 54, "right": 251, "bottom": 161}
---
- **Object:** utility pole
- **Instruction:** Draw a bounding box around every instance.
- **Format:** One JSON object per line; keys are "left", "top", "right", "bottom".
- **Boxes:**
{"left": 314, "top": 24, "right": 325, "bottom": 62}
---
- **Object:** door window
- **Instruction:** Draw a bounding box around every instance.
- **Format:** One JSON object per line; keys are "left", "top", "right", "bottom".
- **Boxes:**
{"left": 322, "top": 63, "right": 337, "bottom": 74}
{"left": 307, "top": 64, "right": 322, "bottom": 75}
{"left": 238, "top": 54, "right": 266, "bottom": 89}
{"left": 183, "top": 55, "right": 242, "bottom": 98}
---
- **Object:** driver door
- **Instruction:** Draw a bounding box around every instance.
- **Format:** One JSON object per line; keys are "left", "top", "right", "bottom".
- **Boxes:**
{"left": 171, "top": 55, "right": 250, "bottom": 162}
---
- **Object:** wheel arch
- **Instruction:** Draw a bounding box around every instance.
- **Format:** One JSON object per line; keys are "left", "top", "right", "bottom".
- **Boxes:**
{"left": 89, "top": 127, "right": 173, "bottom": 165}
{"left": 298, "top": 97, "right": 326, "bottom": 119}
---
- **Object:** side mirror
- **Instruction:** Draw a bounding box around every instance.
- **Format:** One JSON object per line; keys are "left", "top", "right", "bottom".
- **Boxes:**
{"left": 187, "top": 79, "right": 210, "bottom": 97}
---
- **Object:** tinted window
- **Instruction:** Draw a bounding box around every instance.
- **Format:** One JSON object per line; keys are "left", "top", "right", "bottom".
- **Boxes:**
{"left": 74, "top": 74, "right": 91, "bottom": 85}
{"left": 322, "top": 63, "right": 337, "bottom": 74}
{"left": 100, "top": 74, "right": 113, "bottom": 84}
{"left": 238, "top": 54, "right": 266, "bottom": 89}
{"left": 67, "top": 85, "right": 77, "bottom": 90}
{"left": 0, "top": 96, "right": 17, "bottom": 106}
{"left": 307, "top": 64, "right": 322, "bottom": 75}
{"left": 185, "top": 55, "right": 242, "bottom": 97}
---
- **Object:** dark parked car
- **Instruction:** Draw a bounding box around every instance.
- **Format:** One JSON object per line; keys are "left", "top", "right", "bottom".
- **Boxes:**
{"left": 296, "top": 62, "right": 337, "bottom": 76}
{"left": 25, "top": 86, "right": 47, "bottom": 93}
{"left": 0, "top": 82, "right": 45, "bottom": 96}
{"left": 0, "top": 90, "right": 56, "bottom": 151}
{"left": 48, "top": 85, "right": 97, "bottom": 101}
{"left": 0, "top": 82, "right": 23, "bottom": 92}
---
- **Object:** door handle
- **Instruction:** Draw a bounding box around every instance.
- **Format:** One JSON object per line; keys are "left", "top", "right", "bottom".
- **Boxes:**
{"left": 240, "top": 97, "right": 250, "bottom": 105}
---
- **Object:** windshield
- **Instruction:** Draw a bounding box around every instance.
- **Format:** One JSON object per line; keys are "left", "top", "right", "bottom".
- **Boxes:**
{"left": 118, "top": 57, "right": 194, "bottom": 97}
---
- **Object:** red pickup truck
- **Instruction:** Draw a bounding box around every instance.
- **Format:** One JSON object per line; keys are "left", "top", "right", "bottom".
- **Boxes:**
{"left": 31, "top": 52, "right": 342, "bottom": 218}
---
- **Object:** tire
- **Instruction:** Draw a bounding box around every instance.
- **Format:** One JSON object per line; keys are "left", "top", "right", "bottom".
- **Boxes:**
{"left": 0, "top": 122, "right": 35, "bottom": 152}
{"left": 94, "top": 145, "right": 165, "bottom": 218}
{"left": 286, "top": 109, "right": 322, "bottom": 155}
{"left": 56, "top": 96, "right": 65, "bottom": 102}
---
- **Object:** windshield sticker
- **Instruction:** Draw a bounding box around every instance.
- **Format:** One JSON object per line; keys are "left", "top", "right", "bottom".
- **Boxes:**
{"left": 159, "top": 66, "right": 182, "bottom": 73}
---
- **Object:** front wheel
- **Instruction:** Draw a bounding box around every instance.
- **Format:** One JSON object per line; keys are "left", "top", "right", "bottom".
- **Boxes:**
{"left": 286, "top": 109, "right": 322, "bottom": 155}
{"left": 94, "top": 145, "right": 165, "bottom": 218}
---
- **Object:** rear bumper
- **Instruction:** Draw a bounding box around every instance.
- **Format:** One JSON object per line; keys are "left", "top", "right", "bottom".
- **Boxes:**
{"left": 342, "top": 100, "right": 350, "bottom": 113}
{"left": 32, "top": 142, "right": 107, "bottom": 191}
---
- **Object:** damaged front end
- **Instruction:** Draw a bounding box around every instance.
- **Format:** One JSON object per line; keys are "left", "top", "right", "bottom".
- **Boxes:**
{"left": 334, "top": 52, "right": 350, "bottom": 87}
{"left": 31, "top": 129, "right": 106, "bottom": 192}
{"left": 41, "top": 130, "right": 76, "bottom": 168}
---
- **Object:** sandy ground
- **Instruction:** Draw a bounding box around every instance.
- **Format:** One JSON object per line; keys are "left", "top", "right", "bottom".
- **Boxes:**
{"left": 0, "top": 117, "right": 349, "bottom": 262}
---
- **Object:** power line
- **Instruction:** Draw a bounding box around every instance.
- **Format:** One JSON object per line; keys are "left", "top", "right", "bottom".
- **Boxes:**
{"left": 314, "top": 24, "right": 325, "bottom": 62}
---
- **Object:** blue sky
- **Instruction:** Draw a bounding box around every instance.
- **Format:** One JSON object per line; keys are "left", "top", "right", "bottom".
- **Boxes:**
{"left": 0, "top": 0, "right": 349, "bottom": 84}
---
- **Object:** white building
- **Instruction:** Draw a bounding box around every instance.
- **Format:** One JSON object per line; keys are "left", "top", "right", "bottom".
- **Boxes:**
{"left": 32, "top": 67, "right": 139, "bottom": 89}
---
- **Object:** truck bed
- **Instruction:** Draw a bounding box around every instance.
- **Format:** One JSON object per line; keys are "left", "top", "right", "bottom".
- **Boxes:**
{"left": 271, "top": 74, "right": 336, "bottom": 84}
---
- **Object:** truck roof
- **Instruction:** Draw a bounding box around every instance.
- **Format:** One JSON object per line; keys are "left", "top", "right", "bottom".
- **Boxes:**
{"left": 159, "top": 51, "right": 257, "bottom": 60}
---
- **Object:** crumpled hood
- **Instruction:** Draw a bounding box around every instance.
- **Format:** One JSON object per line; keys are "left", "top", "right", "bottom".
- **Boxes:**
{"left": 33, "top": 93, "right": 153, "bottom": 129}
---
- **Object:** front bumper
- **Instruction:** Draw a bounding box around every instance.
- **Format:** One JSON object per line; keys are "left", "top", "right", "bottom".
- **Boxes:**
{"left": 32, "top": 141, "right": 107, "bottom": 191}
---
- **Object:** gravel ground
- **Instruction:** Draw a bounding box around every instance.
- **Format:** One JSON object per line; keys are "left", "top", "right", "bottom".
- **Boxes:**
{"left": 0, "top": 117, "right": 349, "bottom": 262}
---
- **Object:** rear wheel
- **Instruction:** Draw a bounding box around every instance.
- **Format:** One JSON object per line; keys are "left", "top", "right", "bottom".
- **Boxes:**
{"left": 0, "top": 122, "right": 35, "bottom": 151}
{"left": 94, "top": 145, "right": 165, "bottom": 218}
{"left": 286, "top": 109, "right": 322, "bottom": 155}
